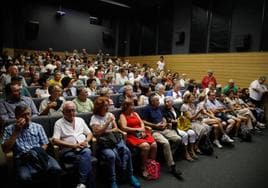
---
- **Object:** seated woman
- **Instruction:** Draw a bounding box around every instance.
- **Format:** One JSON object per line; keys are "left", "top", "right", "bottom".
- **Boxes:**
{"left": 138, "top": 85, "right": 152, "bottom": 106}
{"left": 162, "top": 96, "right": 197, "bottom": 161}
{"left": 35, "top": 75, "right": 50, "bottom": 98}
{"left": 117, "top": 85, "right": 138, "bottom": 108}
{"left": 181, "top": 94, "right": 211, "bottom": 153}
{"left": 86, "top": 78, "right": 97, "bottom": 96}
{"left": 89, "top": 97, "right": 140, "bottom": 188}
{"left": 119, "top": 100, "right": 157, "bottom": 179}
{"left": 61, "top": 76, "right": 77, "bottom": 97}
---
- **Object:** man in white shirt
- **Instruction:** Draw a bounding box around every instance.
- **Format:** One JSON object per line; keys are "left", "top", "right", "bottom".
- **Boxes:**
{"left": 156, "top": 56, "right": 165, "bottom": 71}
{"left": 249, "top": 76, "right": 267, "bottom": 107}
{"left": 52, "top": 101, "right": 94, "bottom": 188}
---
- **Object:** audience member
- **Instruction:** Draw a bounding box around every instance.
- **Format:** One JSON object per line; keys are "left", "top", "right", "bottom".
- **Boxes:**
{"left": 90, "top": 97, "right": 140, "bottom": 188}
{"left": 73, "top": 87, "right": 94, "bottom": 113}
{"left": 120, "top": 100, "right": 157, "bottom": 179}
{"left": 201, "top": 70, "right": 217, "bottom": 89}
{"left": 143, "top": 94, "right": 183, "bottom": 179}
{"left": 0, "top": 83, "right": 38, "bottom": 120}
{"left": 39, "top": 85, "right": 65, "bottom": 116}
{"left": 53, "top": 101, "right": 94, "bottom": 188}
{"left": 1, "top": 104, "right": 61, "bottom": 185}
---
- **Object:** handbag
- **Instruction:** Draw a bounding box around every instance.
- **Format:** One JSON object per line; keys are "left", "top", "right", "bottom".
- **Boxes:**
{"left": 177, "top": 116, "right": 191, "bottom": 131}
{"left": 145, "top": 159, "right": 160, "bottom": 180}
{"left": 98, "top": 131, "right": 122, "bottom": 149}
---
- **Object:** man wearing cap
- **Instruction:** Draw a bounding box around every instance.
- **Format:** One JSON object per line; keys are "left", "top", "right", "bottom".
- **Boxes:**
{"left": 201, "top": 70, "right": 217, "bottom": 89}
{"left": 223, "top": 79, "right": 238, "bottom": 95}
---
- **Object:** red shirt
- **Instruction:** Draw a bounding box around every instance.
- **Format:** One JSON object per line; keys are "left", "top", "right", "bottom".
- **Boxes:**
{"left": 201, "top": 75, "right": 217, "bottom": 88}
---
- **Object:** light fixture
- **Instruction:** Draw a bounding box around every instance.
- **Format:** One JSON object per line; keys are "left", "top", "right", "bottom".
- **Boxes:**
{"left": 56, "top": 10, "right": 66, "bottom": 16}
{"left": 56, "top": 0, "right": 66, "bottom": 16}
{"left": 89, "top": 16, "right": 99, "bottom": 24}
{"left": 99, "top": 0, "right": 131, "bottom": 8}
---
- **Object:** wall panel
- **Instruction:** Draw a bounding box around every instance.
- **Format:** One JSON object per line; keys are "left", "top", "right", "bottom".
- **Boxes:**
{"left": 127, "top": 52, "right": 268, "bottom": 88}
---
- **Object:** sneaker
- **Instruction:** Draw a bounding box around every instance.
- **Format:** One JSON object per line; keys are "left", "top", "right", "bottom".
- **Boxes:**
{"left": 76, "top": 184, "right": 86, "bottom": 188}
{"left": 111, "top": 181, "right": 118, "bottom": 188}
{"left": 170, "top": 165, "right": 183, "bottom": 179}
{"left": 221, "top": 134, "right": 234, "bottom": 143}
{"left": 256, "top": 122, "right": 266, "bottom": 129}
{"left": 130, "top": 175, "right": 141, "bottom": 188}
{"left": 213, "top": 139, "right": 223, "bottom": 149}
{"left": 232, "top": 136, "right": 240, "bottom": 141}
{"left": 254, "top": 127, "right": 264, "bottom": 134}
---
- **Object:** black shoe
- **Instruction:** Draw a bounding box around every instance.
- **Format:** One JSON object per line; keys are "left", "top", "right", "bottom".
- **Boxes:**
{"left": 170, "top": 165, "right": 183, "bottom": 179}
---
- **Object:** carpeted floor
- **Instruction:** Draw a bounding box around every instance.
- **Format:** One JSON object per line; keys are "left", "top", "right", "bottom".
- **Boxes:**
{"left": 119, "top": 128, "right": 268, "bottom": 188}
{"left": 2, "top": 128, "right": 268, "bottom": 188}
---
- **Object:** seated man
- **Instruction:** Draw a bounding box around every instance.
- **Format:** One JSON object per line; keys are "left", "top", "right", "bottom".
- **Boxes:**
{"left": 166, "top": 81, "right": 183, "bottom": 103}
{"left": 223, "top": 79, "right": 238, "bottom": 95}
{"left": 1, "top": 104, "right": 61, "bottom": 186}
{"left": 52, "top": 101, "right": 94, "bottom": 188}
{"left": 72, "top": 87, "right": 94, "bottom": 113}
{"left": 0, "top": 83, "right": 38, "bottom": 120}
{"left": 11, "top": 76, "right": 31, "bottom": 97}
{"left": 39, "top": 85, "right": 65, "bottom": 116}
{"left": 143, "top": 94, "right": 183, "bottom": 179}
{"left": 205, "top": 91, "right": 237, "bottom": 143}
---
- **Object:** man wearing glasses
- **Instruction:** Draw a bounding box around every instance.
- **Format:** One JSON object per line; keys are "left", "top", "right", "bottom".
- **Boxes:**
{"left": 52, "top": 101, "right": 94, "bottom": 188}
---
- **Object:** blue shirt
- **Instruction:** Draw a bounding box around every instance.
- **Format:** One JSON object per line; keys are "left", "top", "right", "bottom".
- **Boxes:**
{"left": 2, "top": 122, "right": 49, "bottom": 157}
{"left": 0, "top": 96, "right": 38, "bottom": 120}
{"left": 143, "top": 105, "right": 163, "bottom": 124}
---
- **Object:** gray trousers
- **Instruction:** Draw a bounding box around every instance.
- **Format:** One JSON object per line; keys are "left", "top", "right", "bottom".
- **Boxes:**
{"left": 152, "top": 129, "right": 181, "bottom": 167}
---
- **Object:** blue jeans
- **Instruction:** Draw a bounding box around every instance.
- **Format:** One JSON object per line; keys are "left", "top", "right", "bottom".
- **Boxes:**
{"left": 62, "top": 147, "right": 93, "bottom": 185}
{"left": 15, "top": 155, "right": 61, "bottom": 182}
{"left": 101, "top": 139, "right": 133, "bottom": 182}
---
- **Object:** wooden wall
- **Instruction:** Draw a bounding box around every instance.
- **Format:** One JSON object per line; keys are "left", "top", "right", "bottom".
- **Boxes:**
{"left": 126, "top": 52, "right": 268, "bottom": 88}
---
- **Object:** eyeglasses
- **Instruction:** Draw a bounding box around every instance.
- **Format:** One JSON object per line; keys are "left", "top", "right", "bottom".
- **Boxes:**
{"left": 64, "top": 109, "right": 75, "bottom": 113}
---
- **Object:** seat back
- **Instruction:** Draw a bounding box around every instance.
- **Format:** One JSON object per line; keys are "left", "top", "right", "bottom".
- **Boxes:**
{"left": 26, "top": 86, "right": 40, "bottom": 97}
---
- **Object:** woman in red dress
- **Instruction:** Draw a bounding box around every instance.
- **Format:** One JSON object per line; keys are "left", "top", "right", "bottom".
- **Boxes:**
{"left": 120, "top": 100, "right": 157, "bottom": 179}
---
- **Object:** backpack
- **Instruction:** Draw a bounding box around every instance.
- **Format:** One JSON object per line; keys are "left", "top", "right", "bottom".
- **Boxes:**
{"left": 198, "top": 136, "right": 214, "bottom": 155}
{"left": 238, "top": 124, "right": 252, "bottom": 142}
{"left": 145, "top": 159, "right": 161, "bottom": 180}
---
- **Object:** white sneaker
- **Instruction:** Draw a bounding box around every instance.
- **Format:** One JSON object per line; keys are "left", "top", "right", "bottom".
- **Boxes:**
{"left": 221, "top": 134, "right": 234, "bottom": 143}
{"left": 213, "top": 139, "right": 223, "bottom": 149}
{"left": 76, "top": 183, "right": 86, "bottom": 188}
{"left": 256, "top": 122, "right": 266, "bottom": 129}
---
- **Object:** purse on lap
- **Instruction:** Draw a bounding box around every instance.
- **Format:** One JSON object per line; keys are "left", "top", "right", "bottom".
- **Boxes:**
{"left": 177, "top": 116, "right": 191, "bottom": 131}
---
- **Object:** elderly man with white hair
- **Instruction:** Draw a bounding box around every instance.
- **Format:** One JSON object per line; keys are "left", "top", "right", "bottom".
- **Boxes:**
{"left": 162, "top": 96, "right": 198, "bottom": 161}
{"left": 52, "top": 101, "right": 94, "bottom": 188}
